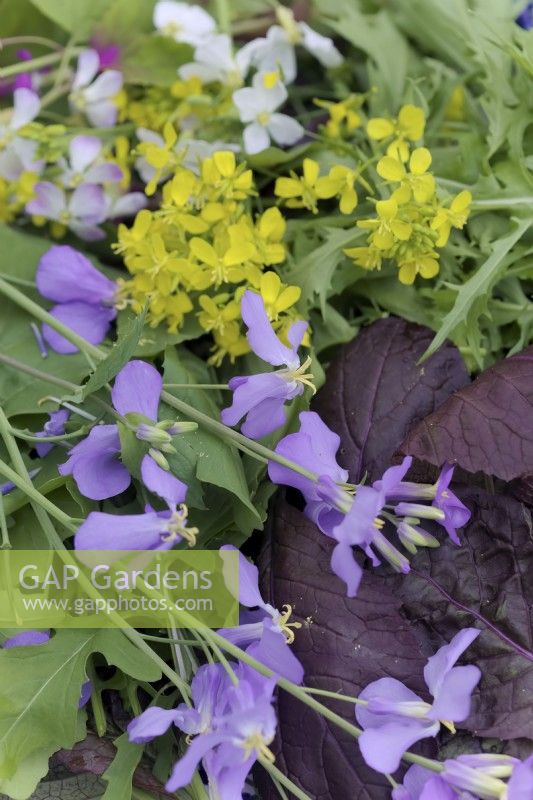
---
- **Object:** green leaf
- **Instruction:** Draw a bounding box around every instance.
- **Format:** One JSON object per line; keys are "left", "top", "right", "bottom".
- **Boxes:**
{"left": 0, "top": 747, "right": 54, "bottom": 800}
{"left": 29, "top": 0, "right": 110, "bottom": 37}
{"left": 78, "top": 306, "right": 147, "bottom": 401}
{"left": 421, "top": 218, "right": 532, "bottom": 363}
{"left": 0, "top": 629, "right": 160, "bottom": 791}
{"left": 116, "top": 310, "right": 204, "bottom": 358}
{"left": 101, "top": 734, "right": 143, "bottom": 800}
{"left": 163, "top": 348, "right": 261, "bottom": 529}
{"left": 122, "top": 36, "right": 193, "bottom": 86}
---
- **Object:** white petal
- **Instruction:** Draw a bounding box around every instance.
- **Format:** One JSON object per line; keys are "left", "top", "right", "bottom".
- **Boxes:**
{"left": 178, "top": 61, "right": 223, "bottom": 83}
{"left": 299, "top": 23, "right": 343, "bottom": 67}
{"left": 252, "top": 72, "right": 287, "bottom": 111}
{"left": 232, "top": 87, "right": 266, "bottom": 122}
{"left": 136, "top": 127, "right": 164, "bottom": 146}
{"left": 107, "top": 192, "right": 147, "bottom": 218}
{"left": 243, "top": 122, "right": 270, "bottom": 155}
{"left": 154, "top": 1, "right": 215, "bottom": 45}
{"left": 267, "top": 113, "right": 304, "bottom": 146}
{"left": 11, "top": 88, "right": 40, "bottom": 130}
{"left": 72, "top": 49, "right": 100, "bottom": 90}
{"left": 84, "top": 70, "right": 123, "bottom": 104}
{"left": 256, "top": 27, "right": 297, "bottom": 83}
{"left": 86, "top": 100, "right": 117, "bottom": 128}
{"left": 193, "top": 34, "right": 234, "bottom": 71}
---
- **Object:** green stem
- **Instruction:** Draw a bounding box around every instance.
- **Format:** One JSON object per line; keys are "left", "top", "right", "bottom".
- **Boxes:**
{"left": 163, "top": 383, "right": 229, "bottom": 390}
{"left": 0, "top": 273, "right": 36, "bottom": 288}
{"left": 0, "top": 457, "right": 76, "bottom": 532}
{"left": 0, "top": 48, "right": 82, "bottom": 78}
{"left": 8, "top": 425, "right": 90, "bottom": 444}
{"left": 302, "top": 687, "right": 364, "bottom": 704}
{"left": 0, "top": 493, "right": 10, "bottom": 549}
{"left": 0, "top": 352, "right": 80, "bottom": 390}
{"left": 259, "top": 758, "right": 312, "bottom": 800}
{"left": 122, "top": 628, "right": 192, "bottom": 704}
{"left": 214, "top": 0, "right": 231, "bottom": 32}
{"left": 0, "top": 35, "right": 63, "bottom": 51}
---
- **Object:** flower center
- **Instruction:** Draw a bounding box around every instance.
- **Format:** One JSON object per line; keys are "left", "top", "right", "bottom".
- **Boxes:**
{"left": 258, "top": 111, "right": 271, "bottom": 126}
{"left": 242, "top": 731, "right": 275, "bottom": 762}
{"left": 276, "top": 603, "right": 302, "bottom": 644}
{"left": 161, "top": 505, "right": 198, "bottom": 547}
{"left": 277, "top": 355, "right": 316, "bottom": 393}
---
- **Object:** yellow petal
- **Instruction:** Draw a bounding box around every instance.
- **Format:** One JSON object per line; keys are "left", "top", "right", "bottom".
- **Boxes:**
{"left": 413, "top": 174, "right": 435, "bottom": 204}
{"left": 377, "top": 156, "right": 405, "bottom": 182}
{"left": 303, "top": 158, "right": 320, "bottom": 186}
{"left": 315, "top": 176, "right": 339, "bottom": 199}
{"left": 189, "top": 238, "right": 218, "bottom": 267}
{"left": 213, "top": 151, "right": 236, "bottom": 177}
{"left": 409, "top": 147, "right": 432, "bottom": 176}
{"left": 276, "top": 284, "right": 301, "bottom": 311}
{"left": 419, "top": 257, "right": 439, "bottom": 279}
{"left": 391, "top": 219, "right": 412, "bottom": 241}
{"left": 451, "top": 190, "right": 472, "bottom": 212}
{"left": 339, "top": 186, "right": 357, "bottom": 214}
{"left": 367, "top": 117, "right": 394, "bottom": 140}
{"left": 398, "top": 262, "right": 416, "bottom": 284}
{"left": 275, "top": 177, "right": 302, "bottom": 198}
{"left": 260, "top": 271, "right": 282, "bottom": 304}
{"left": 398, "top": 104, "right": 425, "bottom": 140}
{"left": 376, "top": 197, "right": 398, "bottom": 220}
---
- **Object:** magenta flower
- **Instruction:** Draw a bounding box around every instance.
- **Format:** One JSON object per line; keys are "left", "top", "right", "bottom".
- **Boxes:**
{"left": 356, "top": 628, "right": 481, "bottom": 774}
{"left": 35, "top": 409, "right": 69, "bottom": 457}
{"left": 221, "top": 290, "right": 310, "bottom": 439}
{"left": 128, "top": 661, "right": 277, "bottom": 798}
{"left": 393, "top": 765, "right": 460, "bottom": 800}
{"left": 70, "top": 49, "right": 123, "bottom": 128}
{"left": 74, "top": 453, "right": 193, "bottom": 550}
{"left": 58, "top": 135, "right": 123, "bottom": 188}
{"left": 35, "top": 245, "right": 117, "bottom": 353}
{"left": 268, "top": 411, "right": 349, "bottom": 533}
{"left": 26, "top": 181, "right": 108, "bottom": 241}
{"left": 218, "top": 545, "right": 304, "bottom": 684}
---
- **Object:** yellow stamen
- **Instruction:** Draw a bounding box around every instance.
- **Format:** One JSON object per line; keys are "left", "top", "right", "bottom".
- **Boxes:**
{"left": 441, "top": 719, "right": 456, "bottom": 734}
{"left": 161, "top": 504, "right": 199, "bottom": 547}
{"left": 277, "top": 603, "right": 302, "bottom": 644}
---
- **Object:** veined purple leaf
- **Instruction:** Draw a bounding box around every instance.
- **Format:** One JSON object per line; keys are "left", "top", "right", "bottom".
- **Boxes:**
{"left": 313, "top": 317, "right": 469, "bottom": 482}
{"left": 401, "top": 347, "right": 533, "bottom": 481}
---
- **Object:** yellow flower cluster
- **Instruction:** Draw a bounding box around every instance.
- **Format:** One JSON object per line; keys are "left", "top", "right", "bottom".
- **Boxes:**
{"left": 114, "top": 151, "right": 305, "bottom": 364}
{"left": 275, "top": 158, "right": 370, "bottom": 215}
{"left": 343, "top": 105, "right": 471, "bottom": 284}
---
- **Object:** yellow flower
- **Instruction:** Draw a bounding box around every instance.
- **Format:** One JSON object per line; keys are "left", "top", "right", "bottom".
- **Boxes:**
{"left": 367, "top": 104, "right": 426, "bottom": 162}
{"left": 358, "top": 197, "right": 412, "bottom": 250}
{"left": 113, "top": 209, "right": 154, "bottom": 256}
{"left": 227, "top": 208, "right": 287, "bottom": 266}
{"left": 343, "top": 245, "right": 383, "bottom": 271}
{"left": 209, "top": 321, "right": 251, "bottom": 366}
{"left": 324, "top": 165, "right": 369, "bottom": 214}
{"left": 397, "top": 254, "right": 440, "bottom": 285}
{"left": 377, "top": 147, "right": 435, "bottom": 203}
{"left": 197, "top": 293, "right": 241, "bottom": 333}
{"left": 149, "top": 292, "right": 193, "bottom": 333}
{"left": 188, "top": 236, "right": 255, "bottom": 289}
{"left": 444, "top": 86, "right": 466, "bottom": 122}
{"left": 257, "top": 272, "right": 301, "bottom": 320}
{"left": 138, "top": 122, "right": 179, "bottom": 195}
{"left": 201, "top": 151, "right": 255, "bottom": 202}
{"left": 275, "top": 158, "right": 337, "bottom": 213}
{"left": 315, "top": 94, "right": 363, "bottom": 138}
{"left": 431, "top": 190, "right": 472, "bottom": 247}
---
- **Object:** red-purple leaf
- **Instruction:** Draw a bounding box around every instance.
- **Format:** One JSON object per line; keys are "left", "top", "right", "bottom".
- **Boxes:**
{"left": 313, "top": 317, "right": 469, "bottom": 482}
{"left": 402, "top": 348, "right": 533, "bottom": 481}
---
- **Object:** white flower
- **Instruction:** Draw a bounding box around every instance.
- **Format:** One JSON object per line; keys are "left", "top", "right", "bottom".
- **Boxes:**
{"left": 0, "top": 88, "right": 43, "bottom": 179}
{"left": 233, "top": 72, "right": 304, "bottom": 155}
{"left": 57, "top": 135, "right": 123, "bottom": 188}
{"left": 178, "top": 33, "right": 257, "bottom": 87}
{"left": 70, "top": 49, "right": 123, "bottom": 128}
{"left": 153, "top": 1, "right": 215, "bottom": 46}
{"left": 247, "top": 7, "right": 342, "bottom": 84}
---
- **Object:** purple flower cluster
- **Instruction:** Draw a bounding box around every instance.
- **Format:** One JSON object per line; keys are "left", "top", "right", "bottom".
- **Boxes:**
{"left": 128, "top": 661, "right": 277, "bottom": 798}
{"left": 269, "top": 412, "right": 471, "bottom": 597}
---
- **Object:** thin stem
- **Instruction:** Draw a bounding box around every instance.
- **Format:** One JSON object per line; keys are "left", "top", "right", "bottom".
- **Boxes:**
{"left": 0, "top": 48, "right": 82, "bottom": 78}
{"left": 302, "top": 687, "right": 365, "bottom": 704}
{"left": 0, "top": 35, "right": 63, "bottom": 51}
{"left": 258, "top": 758, "right": 312, "bottom": 800}
{"left": 0, "top": 493, "right": 10, "bottom": 549}
{"left": 122, "top": 628, "right": 192, "bottom": 705}
{"left": 0, "top": 273, "right": 36, "bottom": 288}
{"left": 163, "top": 383, "right": 229, "bottom": 390}
{"left": 0, "top": 352, "right": 79, "bottom": 390}
{"left": 0, "top": 457, "right": 76, "bottom": 532}
{"left": 214, "top": 0, "right": 231, "bottom": 32}
{"left": 8, "top": 425, "right": 90, "bottom": 444}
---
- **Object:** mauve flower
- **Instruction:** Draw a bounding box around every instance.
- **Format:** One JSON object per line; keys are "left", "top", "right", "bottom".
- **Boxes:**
{"left": 35, "top": 245, "right": 117, "bottom": 354}
{"left": 218, "top": 545, "right": 304, "bottom": 684}
{"left": 130, "top": 661, "right": 277, "bottom": 797}
{"left": 356, "top": 628, "right": 481, "bottom": 774}
{"left": 74, "top": 453, "right": 193, "bottom": 550}
{"left": 330, "top": 457, "right": 412, "bottom": 597}
{"left": 35, "top": 409, "right": 69, "bottom": 457}
{"left": 58, "top": 135, "right": 123, "bottom": 188}
{"left": 221, "top": 290, "right": 310, "bottom": 439}
{"left": 26, "top": 181, "right": 108, "bottom": 241}
{"left": 3, "top": 630, "right": 50, "bottom": 648}
{"left": 442, "top": 753, "right": 532, "bottom": 799}
{"left": 268, "top": 410, "right": 349, "bottom": 533}
{"left": 508, "top": 754, "right": 533, "bottom": 799}
{"left": 1, "top": 467, "right": 40, "bottom": 495}
{"left": 70, "top": 49, "right": 123, "bottom": 128}
{"left": 393, "top": 765, "right": 460, "bottom": 800}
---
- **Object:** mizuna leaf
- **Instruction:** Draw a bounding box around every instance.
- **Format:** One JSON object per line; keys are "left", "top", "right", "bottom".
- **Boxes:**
{"left": 420, "top": 218, "right": 532, "bottom": 364}
{"left": 401, "top": 346, "right": 533, "bottom": 481}
{"left": 313, "top": 316, "right": 469, "bottom": 482}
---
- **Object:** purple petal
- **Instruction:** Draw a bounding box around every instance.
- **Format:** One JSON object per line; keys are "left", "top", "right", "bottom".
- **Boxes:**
{"left": 240, "top": 395, "right": 290, "bottom": 439}
{"left": 3, "top": 630, "right": 50, "bottom": 648}
{"left": 246, "top": 625, "right": 304, "bottom": 684}
{"left": 106, "top": 191, "right": 147, "bottom": 217}
{"left": 221, "top": 373, "right": 289, "bottom": 432}
{"left": 423, "top": 628, "right": 480, "bottom": 699}
{"left": 220, "top": 544, "right": 266, "bottom": 609}
{"left": 359, "top": 720, "right": 439, "bottom": 774}
{"left": 86, "top": 100, "right": 118, "bottom": 128}
{"left": 35, "top": 408, "right": 69, "bottom": 457}
{"left": 508, "top": 754, "right": 533, "bottom": 800}
{"left": 79, "top": 680, "right": 92, "bottom": 708}
{"left": 141, "top": 454, "right": 187, "bottom": 507}
{"left": 286, "top": 319, "right": 308, "bottom": 351}
{"left": 68, "top": 222, "right": 106, "bottom": 242}
{"left": 427, "top": 665, "right": 481, "bottom": 723}
{"left": 393, "top": 765, "right": 434, "bottom": 800}
{"left": 241, "top": 290, "right": 298, "bottom": 367}
{"left": 330, "top": 541, "right": 363, "bottom": 597}
{"left": 204, "top": 751, "right": 254, "bottom": 800}
{"left": 36, "top": 245, "right": 117, "bottom": 305}
{"left": 59, "top": 424, "right": 130, "bottom": 500}
{"left": 69, "top": 183, "right": 107, "bottom": 223}
{"left": 166, "top": 732, "right": 228, "bottom": 793}
{"left": 128, "top": 707, "right": 180, "bottom": 744}
{"left": 26, "top": 181, "right": 64, "bottom": 219}
{"left": 11, "top": 88, "right": 40, "bottom": 129}
{"left": 375, "top": 456, "right": 413, "bottom": 495}
{"left": 331, "top": 485, "right": 382, "bottom": 548}
{"left": 85, "top": 162, "right": 123, "bottom": 184}
{"left": 112, "top": 360, "right": 162, "bottom": 420}
{"left": 74, "top": 510, "right": 171, "bottom": 550}
{"left": 41, "top": 302, "right": 115, "bottom": 354}
{"left": 357, "top": 677, "right": 424, "bottom": 728}
{"left": 69, "top": 135, "right": 101, "bottom": 173}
